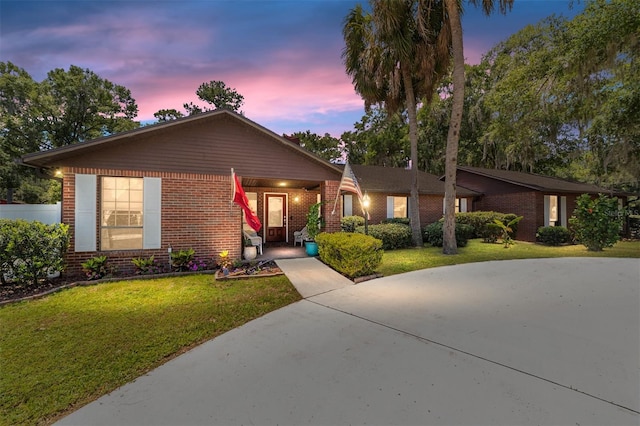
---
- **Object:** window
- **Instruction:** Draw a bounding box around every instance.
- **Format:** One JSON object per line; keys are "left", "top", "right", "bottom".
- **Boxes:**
{"left": 243, "top": 192, "right": 258, "bottom": 225}
{"left": 387, "top": 196, "right": 407, "bottom": 218}
{"left": 549, "top": 195, "right": 558, "bottom": 222}
{"left": 443, "top": 198, "right": 468, "bottom": 213}
{"left": 343, "top": 194, "right": 353, "bottom": 216}
{"left": 100, "top": 177, "right": 144, "bottom": 250}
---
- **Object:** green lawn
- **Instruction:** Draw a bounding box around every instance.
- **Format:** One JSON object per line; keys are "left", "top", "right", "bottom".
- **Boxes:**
{"left": 377, "top": 239, "right": 640, "bottom": 276}
{"left": 0, "top": 274, "right": 301, "bottom": 426}
{"left": 1, "top": 239, "right": 638, "bottom": 425}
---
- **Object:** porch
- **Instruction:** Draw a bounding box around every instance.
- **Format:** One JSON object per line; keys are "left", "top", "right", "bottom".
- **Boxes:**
{"left": 254, "top": 242, "right": 308, "bottom": 261}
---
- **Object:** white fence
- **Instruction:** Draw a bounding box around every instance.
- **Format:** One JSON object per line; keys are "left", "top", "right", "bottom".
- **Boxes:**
{"left": 0, "top": 202, "right": 62, "bottom": 224}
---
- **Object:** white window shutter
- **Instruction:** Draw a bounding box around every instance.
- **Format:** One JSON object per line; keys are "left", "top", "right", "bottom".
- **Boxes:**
{"left": 460, "top": 198, "right": 468, "bottom": 213}
{"left": 343, "top": 194, "right": 353, "bottom": 216}
{"left": 75, "top": 174, "right": 97, "bottom": 252}
{"left": 560, "top": 196, "right": 567, "bottom": 227}
{"left": 544, "top": 195, "right": 550, "bottom": 227}
{"left": 387, "top": 196, "right": 394, "bottom": 218}
{"left": 143, "top": 177, "right": 162, "bottom": 249}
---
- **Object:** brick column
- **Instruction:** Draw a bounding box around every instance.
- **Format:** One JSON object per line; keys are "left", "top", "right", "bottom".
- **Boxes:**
{"left": 322, "top": 180, "right": 341, "bottom": 233}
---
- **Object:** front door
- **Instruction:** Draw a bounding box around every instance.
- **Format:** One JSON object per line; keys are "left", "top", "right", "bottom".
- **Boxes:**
{"left": 265, "top": 194, "right": 287, "bottom": 242}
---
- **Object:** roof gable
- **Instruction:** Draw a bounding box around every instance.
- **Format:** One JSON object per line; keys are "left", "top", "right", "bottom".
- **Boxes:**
{"left": 21, "top": 110, "right": 342, "bottom": 181}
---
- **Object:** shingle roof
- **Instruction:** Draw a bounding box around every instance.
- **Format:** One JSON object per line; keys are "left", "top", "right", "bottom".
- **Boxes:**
{"left": 350, "top": 164, "right": 479, "bottom": 196}
{"left": 457, "top": 166, "right": 620, "bottom": 194}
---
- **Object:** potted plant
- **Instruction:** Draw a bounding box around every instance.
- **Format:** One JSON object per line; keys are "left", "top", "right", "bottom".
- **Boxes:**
{"left": 305, "top": 202, "right": 324, "bottom": 256}
{"left": 243, "top": 235, "right": 257, "bottom": 260}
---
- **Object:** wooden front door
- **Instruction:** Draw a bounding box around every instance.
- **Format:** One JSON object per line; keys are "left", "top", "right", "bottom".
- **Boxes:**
{"left": 265, "top": 194, "right": 287, "bottom": 242}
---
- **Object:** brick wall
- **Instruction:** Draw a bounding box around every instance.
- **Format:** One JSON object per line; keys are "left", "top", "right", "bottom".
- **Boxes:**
{"left": 62, "top": 168, "right": 243, "bottom": 276}
{"left": 351, "top": 192, "right": 446, "bottom": 228}
{"left": 474, "top": 191, "right": 539, "bottom": 241}
{"left": 61, "top": 168, "right": 342, "bottom": 276}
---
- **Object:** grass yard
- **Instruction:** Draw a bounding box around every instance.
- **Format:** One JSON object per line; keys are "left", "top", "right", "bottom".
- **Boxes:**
{"left": 0, "top": 274, "right": 301, "bottom": 426}
{"left": 377, "top": 239, "right": 640, "bottom": 276}
{"left": 1, "top": 239, "right": 638, "bottom": 425}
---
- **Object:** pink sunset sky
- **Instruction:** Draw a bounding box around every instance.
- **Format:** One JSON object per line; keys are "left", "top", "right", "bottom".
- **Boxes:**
{"left": 1, "top": 1, "right": 583, "bottom": 138}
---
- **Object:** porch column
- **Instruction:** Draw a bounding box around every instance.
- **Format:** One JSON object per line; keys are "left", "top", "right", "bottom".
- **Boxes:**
{"left": 322, "top": 180, "right": 341, "bottom": 233}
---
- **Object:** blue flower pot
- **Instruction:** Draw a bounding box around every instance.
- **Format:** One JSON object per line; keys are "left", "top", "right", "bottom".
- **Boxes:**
{"left": 305, "top": 241, "right": 318, "bottom": 256}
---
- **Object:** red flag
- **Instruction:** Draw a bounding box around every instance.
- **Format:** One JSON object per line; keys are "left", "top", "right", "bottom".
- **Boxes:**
{"left": 232, "top": 171, "right": 261, "bottom": 232}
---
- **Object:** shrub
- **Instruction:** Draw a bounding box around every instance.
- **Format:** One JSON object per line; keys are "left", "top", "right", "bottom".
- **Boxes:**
{"left": 536, "top": 226, "right": 571, "bottom": 246}
{"left": 81, "top": 255, "right": 109, "bottom": 280}
{"left": 131, "top": 255, "right": 164, "bottom": 275}
{"left": 454, "top": 211, "right": 519, "bottom": 242}
{"left": 355, "top": 222, "right": 412, "bottom": 250}
{"left": 423, "top": 221, "right": 474, "bottom": 248}
{"left": 0, "top": 219, "right": 70, "bottom": 286}
{"left": 341, "top": 215, "right": 365, "bottom": 233}
{"left": 381, "top": 217, "right": 411, "bottom": 225}
{"left": 170, "top": 248, "right": 195, "bottom": 271}
{"left": 569, "top": 193, "right": 626, "bottom": 251}
{"left": 316, "top": 232, "right": 383, "bottom": 278}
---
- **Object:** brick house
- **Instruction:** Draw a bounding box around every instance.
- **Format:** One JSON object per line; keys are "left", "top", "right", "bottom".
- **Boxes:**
{"left": 345, "top": 165, "right": 480, "bottom": 225}
{"left": 455, "top": 166, "right": 630, "bottom": 242}
{"left": 21, "top": 110, "right": 344, "bottom": 275}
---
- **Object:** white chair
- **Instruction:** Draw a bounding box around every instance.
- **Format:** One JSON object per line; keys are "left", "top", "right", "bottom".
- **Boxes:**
{"left": 293, "top": 226, "right": 308, "bottom": 247}
{"left": 243, "top": 228, "right": 263, "bottom": 255}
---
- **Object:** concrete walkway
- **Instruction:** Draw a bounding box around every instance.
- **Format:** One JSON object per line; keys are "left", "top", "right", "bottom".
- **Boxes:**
{"left": 56, "top": 257, "right": 639, "bottom": 426}
{"left": 275, "top": 257, "right": 353, "bottom": 298}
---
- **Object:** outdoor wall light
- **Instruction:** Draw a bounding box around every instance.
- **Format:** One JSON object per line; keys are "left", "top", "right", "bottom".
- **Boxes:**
{"left": 294, "top": 195, "right": 300, "bottom": 203}
{"left": 363, "top": 192, "right": 371, "bottom": 235}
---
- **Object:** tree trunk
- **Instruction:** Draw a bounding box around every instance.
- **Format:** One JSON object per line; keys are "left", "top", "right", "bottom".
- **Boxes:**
{"left": 443, "top": 0, "right": 465, "bottom": 255}
{"left": 402, "top": 67, "right": 424, "bottom": 247}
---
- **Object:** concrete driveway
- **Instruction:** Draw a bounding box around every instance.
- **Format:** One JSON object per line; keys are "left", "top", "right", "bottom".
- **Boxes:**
{"left": 57, "top": 257, "right": 639, "bottom": 425}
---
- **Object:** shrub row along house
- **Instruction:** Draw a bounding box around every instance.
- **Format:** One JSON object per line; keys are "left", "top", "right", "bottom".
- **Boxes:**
{"left": 20, "top": 109, "right": 630, "bottom": 275}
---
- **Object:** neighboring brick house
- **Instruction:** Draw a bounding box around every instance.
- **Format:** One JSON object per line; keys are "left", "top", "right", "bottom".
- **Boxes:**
{"left": 455, "top": 166, "right": 630, "bottom": 242}
{"left": 343, "top": 165, "right": 480, "bottom": 226}
{"left": 21, "top": 110, "right": 344, "bottom": 275}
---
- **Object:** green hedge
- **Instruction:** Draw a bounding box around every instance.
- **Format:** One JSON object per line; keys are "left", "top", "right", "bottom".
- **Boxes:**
{"left": 423, "top": 221, "right": 474, "bottom": 247}
{"left": 454, "top": 211, "right": 520, "bottom": 242}
{"left": 316, "top": 232, "right": 383, "bottom": 278}
{"left": 341, "top": 215, "right": 365, "bottom": 233}
{"left": 0, "top": 219, "right": 70, "bottom": 286}
{"left": 536, "top": 226, "right": 572, "bottom": 246}
{"left": 354, "top": 222, "right": 412, "bottom": 250}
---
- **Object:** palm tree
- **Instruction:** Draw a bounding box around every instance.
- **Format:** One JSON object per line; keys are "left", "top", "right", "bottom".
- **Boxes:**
{"left": 441, "top": 0, "right": 513, "bottom": 254}
{"left": 343, "top": 0, "right": 451, "bottom": 247}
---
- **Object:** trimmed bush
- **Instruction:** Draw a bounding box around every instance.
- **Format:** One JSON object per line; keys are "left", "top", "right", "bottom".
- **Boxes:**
{"left": 454, "top": 211, "right": 520, "bottom": 242}
{"left": 341, "top": 215, "right": 365, "bottom": 233}
{"left": 316, "top": 232, "right": 383, "bottom": 279}
{"left": 536, "top": 226, "right": 571, "bottom": 246}
{"left": 0, "top": 219, "right": 70, "bottom": 286}
{"left": 423, "top": 221, "right": 474, "bottom": 248}
{"left": 381, "top": 217, "right": 411, "bottom": 225}
{"left": 355, "top": 222, "right": 412, "bottom": 250}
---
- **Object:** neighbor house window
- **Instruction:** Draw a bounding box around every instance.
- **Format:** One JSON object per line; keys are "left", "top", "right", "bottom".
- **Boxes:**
{"left": 387, "top": 196, "right": 407, "bottom": 218}
{"left": 443, "top": 198, "right": 468, "bottom": 213}
{"left": 544, "top": 195, "right": 564, "bottom": 226}
{"left": 100, "top": 177, "right": 144, "bottom": 250}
